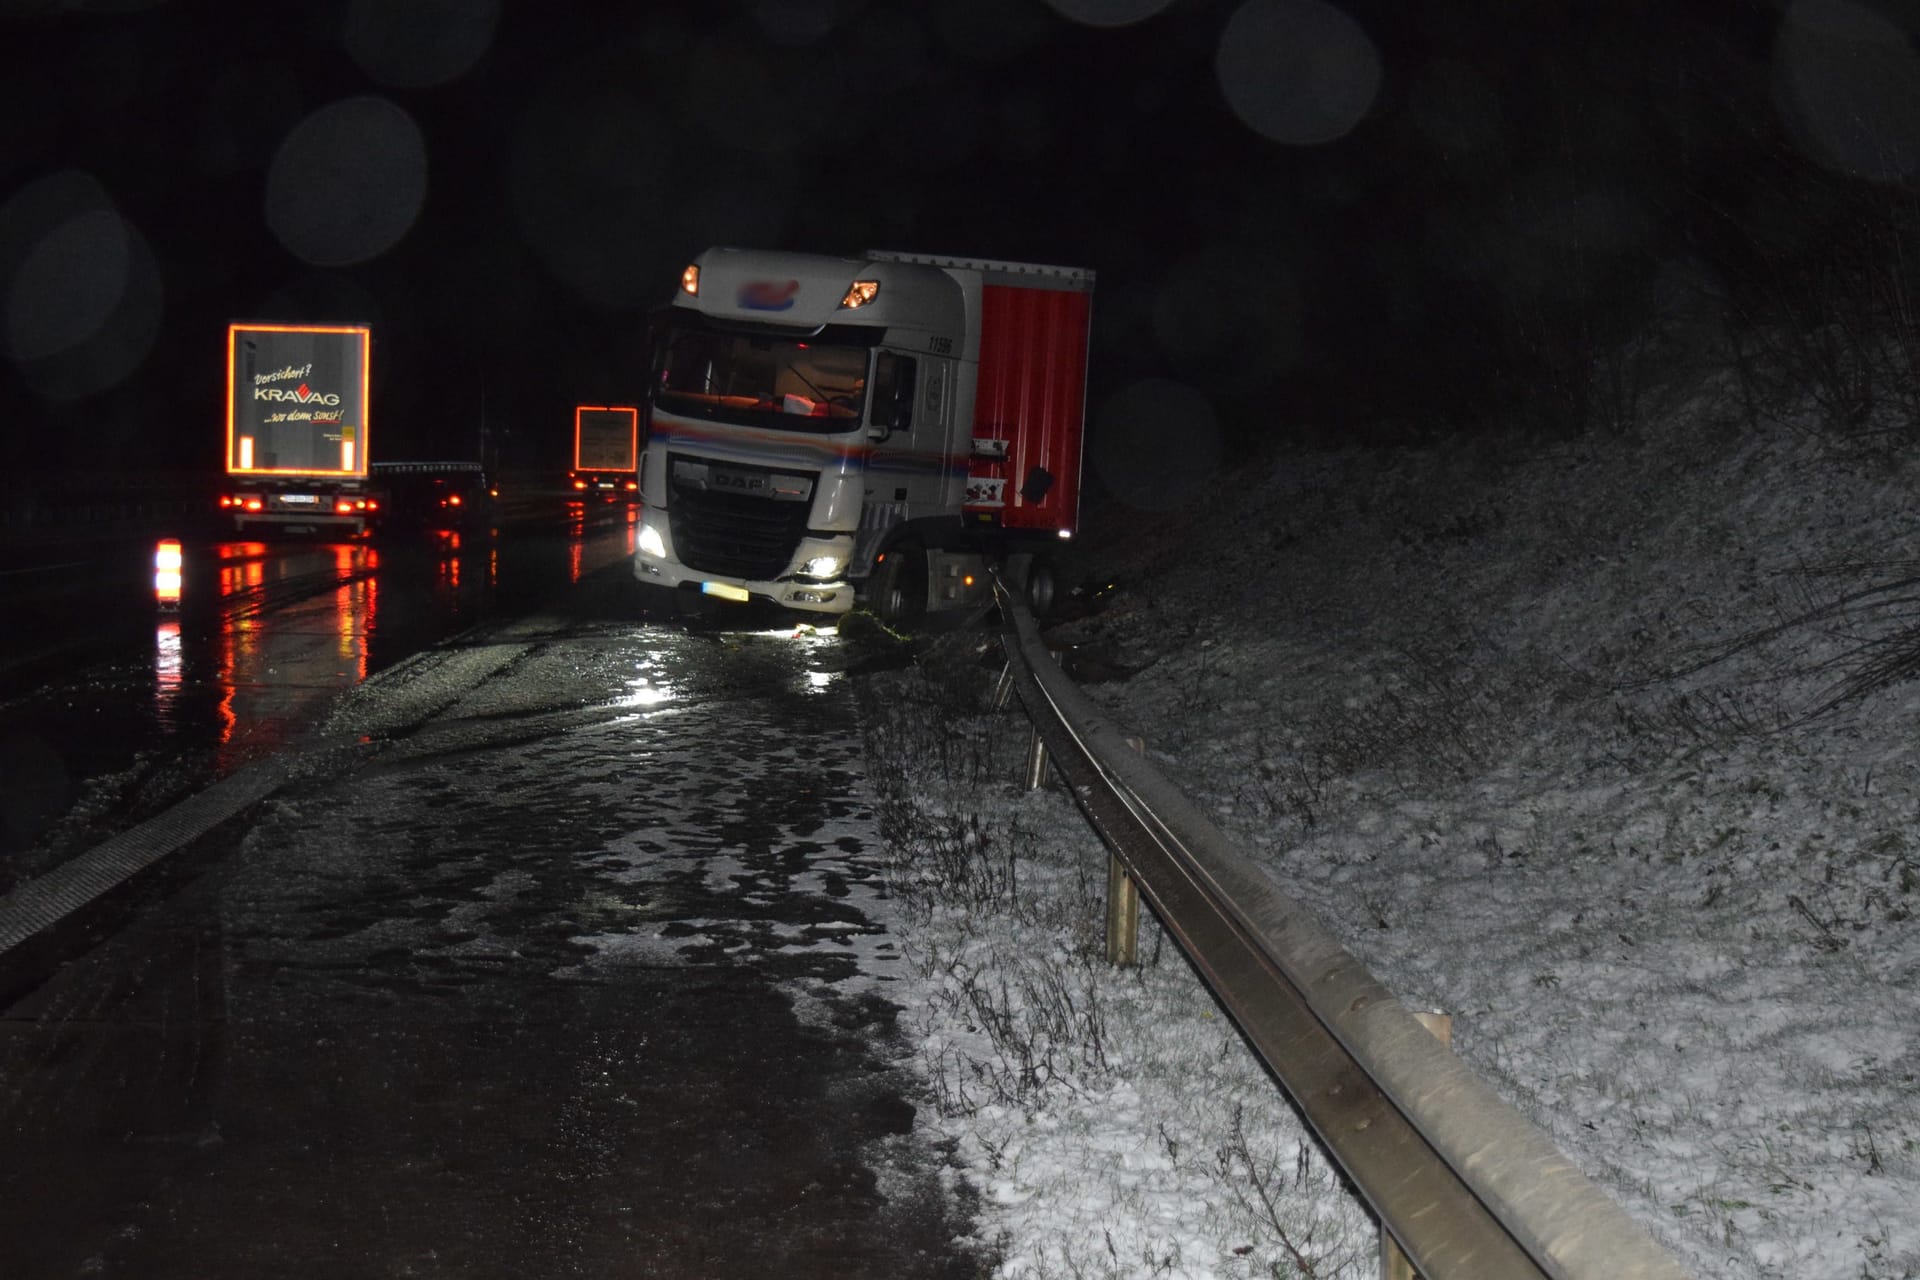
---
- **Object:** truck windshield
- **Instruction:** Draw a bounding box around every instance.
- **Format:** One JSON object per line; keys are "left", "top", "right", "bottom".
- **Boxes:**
{"left": 653, "top": 326, "right": 869, "bottom": 434}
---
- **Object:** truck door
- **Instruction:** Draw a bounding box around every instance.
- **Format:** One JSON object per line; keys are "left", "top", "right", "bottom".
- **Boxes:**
{"left": 856, "top": 349, "right": 952, "bottom": 570}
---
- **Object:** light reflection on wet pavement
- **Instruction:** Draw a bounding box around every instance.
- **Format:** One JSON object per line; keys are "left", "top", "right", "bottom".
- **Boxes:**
{"left": 1, "top": 511, "right": 639, "bottom": 892}
{"left": 1, "top": 558, "right": 984, "bottom": 1275}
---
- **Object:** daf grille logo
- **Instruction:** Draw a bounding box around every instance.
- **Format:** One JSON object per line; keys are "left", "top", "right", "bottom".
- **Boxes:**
{"left": 712, "top": 469, "right": 766, "bottom": 494}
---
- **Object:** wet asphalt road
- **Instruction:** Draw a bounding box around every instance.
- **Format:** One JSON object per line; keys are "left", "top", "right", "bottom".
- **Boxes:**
{"left": 2, "top": 504, "right": 645, "bottom": 883}
{"left": 0, "top": 515, "right": 984, "bottom": 1277}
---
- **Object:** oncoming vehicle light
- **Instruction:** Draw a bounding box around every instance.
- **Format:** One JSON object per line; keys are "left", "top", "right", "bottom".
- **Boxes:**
{"left": 680, "top": 264, "right": 700, "bottom": 296}
{"left": 838, "top": 279, "right": 879, "bottom": 310}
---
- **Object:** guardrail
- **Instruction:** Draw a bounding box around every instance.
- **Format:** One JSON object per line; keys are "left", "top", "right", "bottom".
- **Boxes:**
{"left": 989, "top": 572, "right": 1692, "bottom": 1280}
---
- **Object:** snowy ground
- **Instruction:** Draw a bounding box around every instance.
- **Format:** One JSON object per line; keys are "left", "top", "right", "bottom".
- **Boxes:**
{"left": 856, "top": 368, "right": 1920, "bottom": 1279}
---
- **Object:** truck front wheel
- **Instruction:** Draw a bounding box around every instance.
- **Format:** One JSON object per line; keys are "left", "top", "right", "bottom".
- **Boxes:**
{"left": 1021, "top": 556, "right": 1058, "bottom": 619}
{"left": 869, "top": 543, "right": 927, "bottom": 626}
{"left": 1002, "top": 552, "right": 1059, "bottom": 620}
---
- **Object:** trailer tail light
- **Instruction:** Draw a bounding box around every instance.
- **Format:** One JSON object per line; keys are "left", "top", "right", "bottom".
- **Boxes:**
{"left": 154, "top": 539, "right": 183, "bottom": 605}
{"left": 680, "top": 264, "right": 700, "bottom": 296}
{"left": 244, "top": 497, "right": 264, "bottom": 512}
{"left": 838, "top": 280, "right": 879, "bottom": 310}
{"left": 573, "top": 478, "right": 588, "bottom": 491}
{"left": 623, "top": 479, "right": 638, "bottom": 492}
{"left": 446, "top": 494, "right": 462, "bottom": 507}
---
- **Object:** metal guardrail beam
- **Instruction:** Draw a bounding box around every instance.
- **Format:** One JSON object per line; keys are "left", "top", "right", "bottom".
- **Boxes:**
{"left": 990, "top": 573, "right": 1692, "bottom": 1280}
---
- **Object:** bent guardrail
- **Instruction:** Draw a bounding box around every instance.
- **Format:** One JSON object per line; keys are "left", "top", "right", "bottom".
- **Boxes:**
{"left": 990, "top": 572, "right": 1691, "bottom": 1280}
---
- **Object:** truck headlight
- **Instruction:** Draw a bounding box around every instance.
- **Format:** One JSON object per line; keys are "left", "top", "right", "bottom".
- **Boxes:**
{"left": 638, "top": 521, "right": 667, "bottom": 558}
{"left": 798, "top": 554, "right": 843, "bottom": 581}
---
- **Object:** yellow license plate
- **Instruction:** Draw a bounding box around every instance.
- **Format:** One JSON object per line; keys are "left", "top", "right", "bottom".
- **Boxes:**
{"left": 701, "top": 581, "right": 750, "bottom": 603}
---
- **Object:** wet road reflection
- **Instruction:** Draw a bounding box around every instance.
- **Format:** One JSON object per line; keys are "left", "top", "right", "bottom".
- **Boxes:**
{"left": 2, "top": 507, "right": 643, "bottom": 890}
{"left": 1, "top": 532, "right": 981, "bottom": 1278}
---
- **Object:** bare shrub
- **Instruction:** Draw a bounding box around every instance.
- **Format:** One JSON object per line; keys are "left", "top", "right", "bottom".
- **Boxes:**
{"left": 1715, "top": 177, "right": 1920, "bottom": 455}
{"left": 1214, "top": 1104, "right": 1368, "bottom": 1279}
{"left": 1643, "top": 555, "right": 1920, "bottom": 725}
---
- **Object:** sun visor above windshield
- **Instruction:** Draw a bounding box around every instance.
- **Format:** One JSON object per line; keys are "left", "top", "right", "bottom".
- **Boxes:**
{"left": 679, "top": 247, "right": 964, "bottom": 337}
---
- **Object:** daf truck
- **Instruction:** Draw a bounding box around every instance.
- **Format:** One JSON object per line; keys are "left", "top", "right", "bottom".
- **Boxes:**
{"left": 632, "top": 247, "right": 1092, "bottom": 622}
{"left": 218, "top": 323, "right": 378, "bottom": 536}
{"left": 570, "top": 404, "right": 641, "bottom": 501}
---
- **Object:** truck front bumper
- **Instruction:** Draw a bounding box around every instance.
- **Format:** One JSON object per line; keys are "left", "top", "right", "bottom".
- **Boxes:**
{"left": 631, "top": 514, "right": 855, "bottom": 615}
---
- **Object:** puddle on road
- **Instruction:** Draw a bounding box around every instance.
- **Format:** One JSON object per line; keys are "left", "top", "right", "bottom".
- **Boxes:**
{"left": 220, "top": 622, "right": 908, "bottom": 1005}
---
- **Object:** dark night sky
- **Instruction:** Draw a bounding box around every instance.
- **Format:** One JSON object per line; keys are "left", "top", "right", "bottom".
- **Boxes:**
{"left": 2, "top": 0, "right": 1916, "bottom": 478}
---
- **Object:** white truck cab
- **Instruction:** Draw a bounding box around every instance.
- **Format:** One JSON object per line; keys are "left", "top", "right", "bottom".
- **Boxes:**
{"left": 633, "top": 247, "right": 1093, "bottom": 622}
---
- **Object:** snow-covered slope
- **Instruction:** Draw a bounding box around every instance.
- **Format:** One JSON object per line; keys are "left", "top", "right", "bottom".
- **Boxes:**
{"left": 864, "top": 366, "right": 1920, "bottom": 1278}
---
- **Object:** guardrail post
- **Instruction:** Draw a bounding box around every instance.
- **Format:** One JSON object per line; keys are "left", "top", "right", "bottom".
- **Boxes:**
{"left": 1380, "top": 1010, "right": 1455, "bottom": 1280}
{"left": 1105, "top": 855, "right": 1140, "bottom": 966}
{"left": 1021, "top": 651, "right": 1065, "bottom": 790}
{"left": 1106, "top": 736, "right": 1147, "bottom": 967}
{"left": 1024, "top": 729, "right": 1051, "bottom": 790}
{"left": 990, "top": 663, "right": 1015, "bottom": 711}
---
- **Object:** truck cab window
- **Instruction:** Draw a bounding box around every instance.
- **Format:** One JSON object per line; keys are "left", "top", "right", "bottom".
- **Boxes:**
{"left": 652, "top": 324, "right": 870, "bottom": 433}
{"left": 870, "top": 351, "right": 917, "bottom": 433}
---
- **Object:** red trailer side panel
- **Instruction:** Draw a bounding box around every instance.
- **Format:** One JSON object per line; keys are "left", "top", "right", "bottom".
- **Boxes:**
{"left": 971, "top": 284, "right": 1090, "bottom": 533}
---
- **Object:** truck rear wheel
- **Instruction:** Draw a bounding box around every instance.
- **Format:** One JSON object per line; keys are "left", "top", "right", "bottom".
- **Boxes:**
{"left": 869, "top": 543, "right": 927, "bottom": 627}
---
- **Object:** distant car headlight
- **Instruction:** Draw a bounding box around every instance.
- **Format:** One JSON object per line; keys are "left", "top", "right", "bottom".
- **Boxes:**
{"left": 798, "top": 554, "right": 843, "bottom": 581}
{"left": 638, "top": 522, "right": 667, "bottom": 558}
